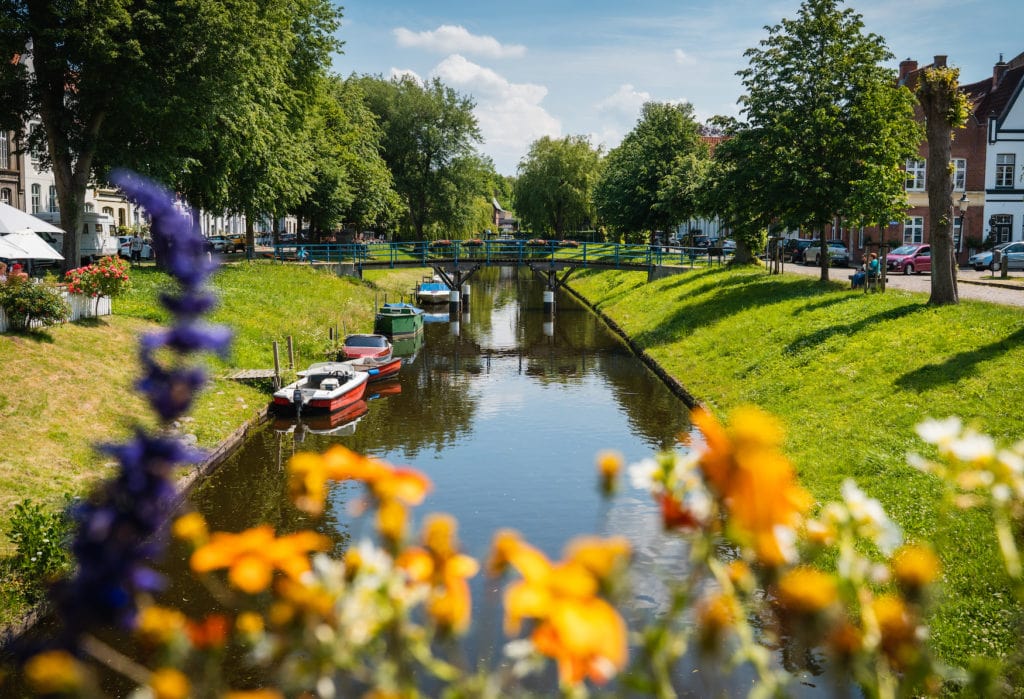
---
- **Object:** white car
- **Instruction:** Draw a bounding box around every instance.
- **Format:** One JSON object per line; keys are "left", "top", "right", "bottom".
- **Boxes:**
{"left": 118, "top": 235, "right": 154, "bottom": 259}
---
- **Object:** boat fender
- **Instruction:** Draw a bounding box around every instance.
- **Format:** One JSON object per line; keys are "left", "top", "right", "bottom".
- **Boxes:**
{"left": 368, "top": 368, "right": 379, "bottom": 376}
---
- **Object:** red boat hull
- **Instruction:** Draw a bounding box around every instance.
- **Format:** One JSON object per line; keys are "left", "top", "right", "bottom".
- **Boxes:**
{"left": 272, "top": 377, "right": 368, "bottom": 413}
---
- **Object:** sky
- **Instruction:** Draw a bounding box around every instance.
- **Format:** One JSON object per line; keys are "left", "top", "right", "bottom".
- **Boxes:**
{"left": 331, "top": 0, "right": 1024, "bottom": 176}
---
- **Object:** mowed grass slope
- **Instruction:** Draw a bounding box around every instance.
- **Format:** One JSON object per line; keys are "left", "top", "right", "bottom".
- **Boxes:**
{"left": 569, "top": 266, "right": 1024, "bottom": 666}
{"left": 0, "top": 261, "right": 423, "bottom": 625}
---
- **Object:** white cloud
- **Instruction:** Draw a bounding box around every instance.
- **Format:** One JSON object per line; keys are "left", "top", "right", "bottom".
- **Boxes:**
{"left": 394, "top": 25, "right": 526, "bottom": 59}
{"left": 388, "top": 67, "right": 423, "bottom": 84}
{"left": 673, "top": 49, "right": 696, "bottom": 65}
{"left": 431, "top": 54, "right": 560, "bottom": 174}
{"left": 596, "top": 84, "right": 651, "bottom": 119}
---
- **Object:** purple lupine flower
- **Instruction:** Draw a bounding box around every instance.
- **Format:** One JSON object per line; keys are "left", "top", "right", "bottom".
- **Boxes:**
{"left": 46, "top": 172, "right": 232, "bottom": 648}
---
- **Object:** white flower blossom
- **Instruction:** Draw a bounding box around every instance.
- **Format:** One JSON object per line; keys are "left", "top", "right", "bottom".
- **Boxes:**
{"left": 915, "top": 417, "right": 962, "bottom": 446}
{"left": 628, "top": 458, "right": 661, "bottom": 493}
{"left": 948, "top": 431, "right": 996, "bottom": 462}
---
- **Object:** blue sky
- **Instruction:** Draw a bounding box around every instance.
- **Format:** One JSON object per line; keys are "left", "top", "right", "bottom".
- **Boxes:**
{"left": 332, "top": 0, "right": 1024, "bottom": 176}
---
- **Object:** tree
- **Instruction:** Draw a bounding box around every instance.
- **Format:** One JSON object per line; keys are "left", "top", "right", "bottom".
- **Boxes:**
{"left": 0, "top": 0, "right": 342, "bottom": 271}
{"left": 917, "top": 66, "right": 970, "bottom": 306}
{"left": 514, "top": 136, "right": 602, "bottom": 238}
{"left": 738, "top": 0, "right": 920, "bottom": 281}
{"left": 594, "top": 102, "right": 706, "bottom": 243}
{"left": 357, "top": 75, "right": 482, "bottom": 239}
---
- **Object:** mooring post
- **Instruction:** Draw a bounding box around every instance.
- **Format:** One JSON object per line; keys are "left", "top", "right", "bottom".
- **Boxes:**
{"left": 272, "top": 341, "right": 281, "bottom": 389}
{"left": 543, "top": 289, "right": 555, "bottom": 316}
{"left": 287, "top": 335, "right": 295, "bottom": 370}
{"left": 461, "top": 283, "right": 471, "bottom": 308}
{"left": 449, "top": 289, "right": 460, "bottom": 318}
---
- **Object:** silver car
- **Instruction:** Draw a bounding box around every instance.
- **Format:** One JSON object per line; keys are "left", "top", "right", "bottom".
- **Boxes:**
{"left": 967, "top": 241, "right": 1023, "bottom": 271}
{"left": 803, "top": 241, "right": 850, "bottom": 266}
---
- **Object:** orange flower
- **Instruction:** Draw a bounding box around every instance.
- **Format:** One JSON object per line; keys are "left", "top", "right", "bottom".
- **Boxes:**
{"left": 691, "top": 406, "right": 812, "bottom": 567}
{"left": 497, "top": 531, "right": 630, "bottom": 687}
{"left": 23, "top": 650, "right": 84, "bottom": 695}
{"left": 696, "top": 591, "right": 738, "bottom": 650}
{"left": 224, "top": 691, "right": 284, "bottom": 699}
{"left": 396, "top": 514, "right": 479, "bottom": 633}
{"left": 190, "top": 525, "right": 329, "bottom": 593}
{"left": 171, "top": 512, "right": 208, "bottom": 544}
{"left": 872, "top": 594, "right": 920, "bottom": 669}
{"left": 595, "top": 450, "right": 623, "bottom": 494}
{"left": 150, "top": 668, "right": 190, "bottom": 699}
{"left": 186, "top": 614, "right": 229, "bottom": 648}
{"left": 776, "top": 567, "right": 838, "bottom": 615}
{"left": 135, "top": 605, "right": 187, "bottom": 646}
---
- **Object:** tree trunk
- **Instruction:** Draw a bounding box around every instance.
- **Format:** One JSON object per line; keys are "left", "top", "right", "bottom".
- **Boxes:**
{"left": 817, "top": 227, "right": 829, "bottom": 282}
{"left": 918, "top": 70, "right": 960, "bottom": 305}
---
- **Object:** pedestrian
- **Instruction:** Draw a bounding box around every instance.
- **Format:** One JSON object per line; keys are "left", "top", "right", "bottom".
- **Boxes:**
{"left": 130, "top": 232, "right": 144, "bottom": 266}
{"left": 0, "top": 261, "right": 7, "bottom": 283}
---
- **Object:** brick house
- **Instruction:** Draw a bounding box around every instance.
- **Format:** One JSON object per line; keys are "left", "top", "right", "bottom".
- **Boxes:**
{"left": 896, "top": 53, "right": 1024, "bottom": 264}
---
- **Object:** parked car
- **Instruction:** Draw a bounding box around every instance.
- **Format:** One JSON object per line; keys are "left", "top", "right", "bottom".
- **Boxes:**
{"left": 803, "top": 240, "right": 850, "bottom": 266}
{"left": 968, "top": 241, "right": 1018, "bottom": 271}
{"left": 886, "top": 244, "right": 930, "bottom": 275}
{"left": 227, "top": 234, "right": 246, "bottom": 252}
{"left": 205, "top": 235, "right": 231, "bottom": 253}
{"left": 117, "top": 235, "right": 154, "bottom": 260}
{"left": 781, "top": 238, "right": 814, "bottom": 263}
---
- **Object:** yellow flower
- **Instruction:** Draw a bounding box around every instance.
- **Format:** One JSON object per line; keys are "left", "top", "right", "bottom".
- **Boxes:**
{"left": 892, "top": 544, "right": 942, "bottom": 592}
{"left": 171, "top": 512, "right": 208, "bottom": 544}
{"left": 776, "top": 567, "right": 838, "bottom": 615}
{"left": 566, "top": 536, "right": 631, "bottom": 585}
{"left": 135, "top": 605, "right": 187, "bottom": 646}
{"left": 190, "top": 525, "right": 329, "bottom": 594}
{"left": 236, "top": 612, "right": 265, "bottom": 636}
{"left": 224, "top": 691, "right": 285, "bottom": 699}
{"left": 24, "top": 650, "right": 84, "bottom": 695}
{"left": 150, "top": 668, "right": 190, "bottom": 699}
{"left": 872, "top": 594, "right": 920, "bottom": 669}
{"left": 696, "top": 592, "right": 738, "bottom": 649}
{"left": 595, "top": 449, "right": 623, "bottom": 494}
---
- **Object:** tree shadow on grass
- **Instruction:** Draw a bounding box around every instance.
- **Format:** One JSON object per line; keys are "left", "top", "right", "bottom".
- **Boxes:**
{"left": 785, "top": 304, "right": 928, "bottom": 355}
{"left": 73, "top": 317, "right": 110, "bottom": 328}
{"left": 791, "top": 292, "right": 862, "bottom": 316}
{"left": 4, "top": 328, "right": 56, "bottom": 343}
{"left": 633, "top": 274, "right": 837, "bottom": 347}
{"left": 895, "top": 325, "right": 1024, "bottom": 392}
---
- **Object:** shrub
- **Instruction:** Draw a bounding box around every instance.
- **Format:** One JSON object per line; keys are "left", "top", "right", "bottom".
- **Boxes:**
{"left": 5, "top": 497, "right": 73, "bottom": 602}
{"left": 64, "top": 255, "right": 131, "bottom": 315}
{"left": 0, "top": 276, "right": 70, "bottom": 331}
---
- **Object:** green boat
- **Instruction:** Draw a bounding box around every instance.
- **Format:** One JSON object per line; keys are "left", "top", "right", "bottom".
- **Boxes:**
{"left": 373, "top": 302, "right": 425, "bottom": 340}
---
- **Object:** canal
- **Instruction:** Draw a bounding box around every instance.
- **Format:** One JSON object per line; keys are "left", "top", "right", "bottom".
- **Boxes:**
{"left": 158, "top": 266, "right": 826, "bottom": 695}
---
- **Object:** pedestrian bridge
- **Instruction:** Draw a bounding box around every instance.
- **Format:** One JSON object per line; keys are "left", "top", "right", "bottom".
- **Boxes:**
{"left": 268, "top": 239, "right": 727, "bottom": 290}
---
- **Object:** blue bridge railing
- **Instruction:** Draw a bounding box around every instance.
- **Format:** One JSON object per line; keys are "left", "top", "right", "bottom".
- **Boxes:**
{"left": 269, "top": 240, "right": 729, "bottom": 270}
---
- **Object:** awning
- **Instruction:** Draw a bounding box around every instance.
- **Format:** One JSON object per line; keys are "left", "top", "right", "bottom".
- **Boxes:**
{"left": 0, "top": 229, "right": 65, "bottom": 260}
{"left": 0, "top": 202, "right": 64, "bottom": 234}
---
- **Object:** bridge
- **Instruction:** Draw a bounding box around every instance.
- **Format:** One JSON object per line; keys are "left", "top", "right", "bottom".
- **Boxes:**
{"left": 268, "top": 239, "right": 727, "bottom": 291}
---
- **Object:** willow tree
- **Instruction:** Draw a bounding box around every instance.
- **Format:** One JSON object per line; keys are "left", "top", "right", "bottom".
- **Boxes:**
{"left": 514, "top": 136, "right": 602, "bottom": 238}
{"left": 917, "top": 66, "right": 970, "bottom": 306}
{"left": 739, "top": 0, "right": 919, "bottom": 282}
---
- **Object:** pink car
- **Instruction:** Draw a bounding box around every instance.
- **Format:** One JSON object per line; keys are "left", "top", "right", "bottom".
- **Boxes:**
{"left": 886, "top": 244, "right": 931, "bottom": 275}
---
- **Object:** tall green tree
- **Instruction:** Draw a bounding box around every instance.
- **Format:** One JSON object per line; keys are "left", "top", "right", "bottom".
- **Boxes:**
{"left": 356, "top": 75, "right": 482, "bottom": 240}
{"left": 917, "top": 66, "right": 970, "bottom": 306}
{"left": 0, "top": 0, "right": 342, "bottom": 271}
{"left": 594, "top": 101, "right": 706, "bottom": 244}
{"left": 738, "top": 0, "right": 920, "bottom": 281}
{"left": 514, "top": 135, "right": 601, "bottom": 238}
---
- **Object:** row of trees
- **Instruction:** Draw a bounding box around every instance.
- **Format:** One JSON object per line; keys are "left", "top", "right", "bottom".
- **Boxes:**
{"left": 0, "top": 1, "right": 507, "bottom": 273}
{"left": 511, "top": 0, "right": 964, "bottom": 303}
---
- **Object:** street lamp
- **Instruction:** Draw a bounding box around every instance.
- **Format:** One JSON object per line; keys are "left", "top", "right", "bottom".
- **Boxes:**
{"left": 955, "top": 193, "right": 969, "bottom": 278}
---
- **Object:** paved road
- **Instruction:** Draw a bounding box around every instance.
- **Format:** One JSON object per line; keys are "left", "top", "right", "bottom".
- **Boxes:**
{"left": 780, "top": 260, "right": 1024, "bottom": 308}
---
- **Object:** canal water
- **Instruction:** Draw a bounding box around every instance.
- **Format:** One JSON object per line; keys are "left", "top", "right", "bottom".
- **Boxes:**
{"left": 161, "top": 266, "right": 828, "bottom": 695}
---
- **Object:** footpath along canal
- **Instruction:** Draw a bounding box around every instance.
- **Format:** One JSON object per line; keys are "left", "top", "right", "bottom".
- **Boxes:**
{"left": 128, "top": 266, "right": 830, "bottom": 695}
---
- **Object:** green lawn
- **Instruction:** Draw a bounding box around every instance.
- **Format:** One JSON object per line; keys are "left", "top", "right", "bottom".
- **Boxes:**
{"left": 568, "top": 265, "right": 1024, "bottom": 667}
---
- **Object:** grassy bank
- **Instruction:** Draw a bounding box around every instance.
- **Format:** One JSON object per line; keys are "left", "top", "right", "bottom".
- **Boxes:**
{"left": 569, "top": 265, "right": 1024, "bottom": 667}
{"left": 0, "top": 261, "right": 424, "bottom": 625}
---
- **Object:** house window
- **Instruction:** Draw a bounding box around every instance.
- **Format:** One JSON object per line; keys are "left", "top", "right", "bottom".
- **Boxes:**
{"left": 29, "top": 124, "right": 40, "bottom": 165}
{"left": 31, "top": 183, "right": 40, "bottom": 213}
{"left": 952, "top": 158, "right": 966, "bottom": 191}
{"left": 903, "top": 216, "right": 924, "bottom": 244}
{"left": 991, "top": 214, "right": 1013, "bottom": 243}
{"left": 0, "top": 132, "right": 8, "bottom": 168}
{"left": 102, "top": 206, "right": 114, "bottom": 218}
{"left": 1, "top": 188, "right": 10, "bottom": 204}
{"left": 48, "top": 185, "right": 57, "bottom": 212}
{"left": 996, "top": 154, "right": 1016, "bottom": 188}
{"left": 84, "top": 202, "right": 94, "bottom": 212}
{"left": 905, "top": 159, "right": 926, "bottom": 191}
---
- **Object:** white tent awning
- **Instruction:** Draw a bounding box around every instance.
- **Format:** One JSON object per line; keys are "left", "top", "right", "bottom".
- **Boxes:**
{"left": 0, "top": 202, "right": 65, "bottom": 234}
{"left": 0, "top": 229, "right": 64, "bottom": 260}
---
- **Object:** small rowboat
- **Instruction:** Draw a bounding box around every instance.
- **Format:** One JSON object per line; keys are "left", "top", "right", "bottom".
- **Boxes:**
{"left": 341, "top": 333, "right": 393, "bottom": 360}
{"left": 416, "top": 276, "right": 450, "bottom": 305}
{"left": 345, "top": 355, "right": 403, "bottom": 383}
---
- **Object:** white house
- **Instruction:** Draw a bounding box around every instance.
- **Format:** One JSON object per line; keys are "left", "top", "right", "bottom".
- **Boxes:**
{"left": 984, "top": 53, "right": 1024, "bottom": 243}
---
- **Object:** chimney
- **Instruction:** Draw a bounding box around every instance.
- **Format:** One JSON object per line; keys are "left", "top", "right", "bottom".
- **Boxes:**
{"left": 994, "top": 53, "right": 1008, "bottom": 87}
{"left": 933, "top": 55, "right": 947, "bottom": 68}
{"left": 898, "top": 58, "right": 918, "bottom": 83}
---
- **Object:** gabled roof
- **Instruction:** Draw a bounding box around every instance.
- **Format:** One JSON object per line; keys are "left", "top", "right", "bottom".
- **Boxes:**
{"left": 491, "top": 197, "right": 506, "bottom": 213}
{"left": 902, "top": 51, "right": 1024, "bottom": 127}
